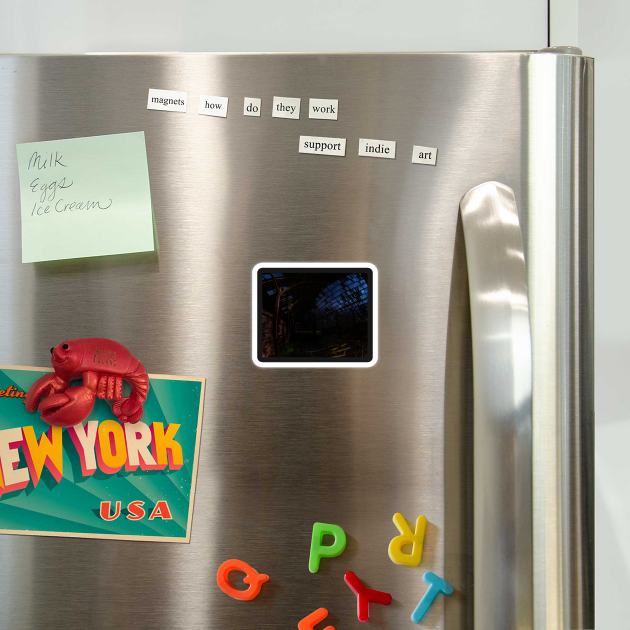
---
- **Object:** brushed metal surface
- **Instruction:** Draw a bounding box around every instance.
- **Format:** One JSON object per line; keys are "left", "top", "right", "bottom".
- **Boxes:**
{"left": 0, "top": 52, "right": 593, "bottom": 629}
{"left": 460, "top": 182, "right": 533, "bottom": 630}
{"left": 527, "top": 52, "right": 595, "bottom": 629}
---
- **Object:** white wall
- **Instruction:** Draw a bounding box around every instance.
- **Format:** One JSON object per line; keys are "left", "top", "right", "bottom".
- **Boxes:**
{"left": 576, "top": 2, "right": 629, "bottom": 627}
{"left": 0, "top": 0, "right": 547, "bottom": 53}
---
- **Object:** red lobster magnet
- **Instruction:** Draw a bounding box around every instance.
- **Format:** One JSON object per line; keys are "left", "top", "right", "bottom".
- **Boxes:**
{"left": 26, "top": 338, "right": 149, "bottom": 428}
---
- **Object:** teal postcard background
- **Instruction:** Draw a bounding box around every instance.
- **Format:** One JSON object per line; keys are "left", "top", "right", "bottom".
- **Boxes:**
{"left": 0, "top": 367, "right": 204, "bottom": 542}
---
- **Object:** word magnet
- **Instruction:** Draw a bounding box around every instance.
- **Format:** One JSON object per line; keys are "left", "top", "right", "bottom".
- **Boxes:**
{"left": 388, "top": 512, "right": 427, "bottom": 566}
{"left": 299, "top": 136, "right": 346, "bottom": 157}
{"left": 198, "top": 95, "right": 228, "bottom": 118}
{"left": 411, "top": 145, "right": 438, "bottom": 165}
{"left": 147, "top": 88, "right": 187, "bottom": 112}
{"left": 244, "top": 97, "right": 261, "bottom": 116}
{"left": 344, "top": 571, "right": 392, "bottom": 622}
{"left": 216, "top": 559, "right": 269, "bottom": 601}
{"left": 272, "top": 96, "right": 300, "bottom": 119}
{"left": 358, "top": 138, "right": 396, "bottom": 159}
{"left": 309, "top": 522, "right": 346, "bottom": 573}
{"left": 308, "top": 98, "right": 338, "bottom": 120}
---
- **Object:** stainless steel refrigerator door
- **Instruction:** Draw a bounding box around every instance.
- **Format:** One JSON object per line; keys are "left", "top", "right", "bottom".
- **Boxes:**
{"left": 460, "top": 181, "right": 533, "bottom": 630}
{"left": 0, "top": 52, "right": 593, "bottom": 629}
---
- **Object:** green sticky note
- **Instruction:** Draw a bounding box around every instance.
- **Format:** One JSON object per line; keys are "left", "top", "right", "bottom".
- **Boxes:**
{"left": 16, "top": 132, "right": 155, "bottom": 263}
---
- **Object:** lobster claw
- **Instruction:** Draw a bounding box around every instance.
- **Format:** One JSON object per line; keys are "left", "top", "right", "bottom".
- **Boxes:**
{"left": 112, "top": 398, "right": 144, "bottom": 424}
{"left": 25, "top": 373, "right": 67, "bottom": 413}
{"left": 37, "top": 386, "right": 96, "bottom": 428}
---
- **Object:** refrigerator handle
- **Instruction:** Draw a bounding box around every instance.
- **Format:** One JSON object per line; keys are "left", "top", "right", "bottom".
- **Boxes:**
{"left": 459, "top": 182, "right": 533, "bottom": 629}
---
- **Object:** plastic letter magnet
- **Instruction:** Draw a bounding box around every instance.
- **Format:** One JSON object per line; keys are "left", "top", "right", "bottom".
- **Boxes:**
{"left": 344, "top": 571, "right": 392, "bottom": 622}
{"left": 298, "top": 607, "right": 335, "bottom": 630}
{"left": 309, "top": 522, "right": 347, "bottom": 573}
{"left": 388, "top": 512, "right": 427, "bottom": 567}
{"left": 410, "top": 571, "right": 454, "bottom": 623}
{"left": 216, "top": 559, "right": 269, "bottom": 601}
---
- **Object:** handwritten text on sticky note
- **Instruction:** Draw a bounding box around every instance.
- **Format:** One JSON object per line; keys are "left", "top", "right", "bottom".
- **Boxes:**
{"left": 17, "top": 132, "right": 154, "bottom": 263}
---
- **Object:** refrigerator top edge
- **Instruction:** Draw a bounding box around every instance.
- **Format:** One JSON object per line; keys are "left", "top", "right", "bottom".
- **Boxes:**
{"left": 0, "top": 50, "right": 594, "bottom": 59}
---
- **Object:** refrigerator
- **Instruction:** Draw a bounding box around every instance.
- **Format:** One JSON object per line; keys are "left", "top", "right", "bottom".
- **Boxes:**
{"left": 0, "top": 50, "right": 593, "bottom": 629}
